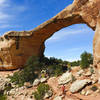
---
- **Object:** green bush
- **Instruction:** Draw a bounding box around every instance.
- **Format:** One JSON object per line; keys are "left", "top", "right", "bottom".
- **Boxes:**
{"left": 90, "top": 67, "right": 94, "bottom": 74}
{"left": 70, "top": 60, "right": 80, "bottom": 66}
{"left": 90, "top": 85, "right": 98, "bottom": 91}
{"left": 9, "top": 56, "right": 42, "bottom": 86}
{"left": 34, "top": 83, "right": 50, "bottom": 100}
{"left": 80, "top": 51, "right": 93, "bottom": 69}
{"left": 71, "top": 75, "right": 76, "bottom": 83}
{"left": 47, "top": 65, "right": 63, "bottom": 77}
{"left": 0, "top": 93, "right": 7, "bottom": 100}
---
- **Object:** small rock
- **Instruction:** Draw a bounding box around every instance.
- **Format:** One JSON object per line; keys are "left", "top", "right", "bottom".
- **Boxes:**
{"left": 70, "top": 79, "right": 91, "bottom": 93}
{"left": 44, "top": 90, "right": 53, "bottom": 99}
{"left": 98, "top": 78, "right": 100, "bottom": 84}
{"left": 81, "top": 90, "right": 86, "bottom": 95}
{"left": 84, "top": 71, "right": 92, "bottom": 76}
{"left": 24, "top": 82, "right": 33, "bottom": 88}
{"left": 91, "top": 74, "right": 98, "bottom": 84}
{"left": 58, "top": 72, "right": 73, "bottom": 85}
{"left": 33, "top": 79, "right": 40, "bottom": 86}
{"left": 76, "top": 70, "right": 84, "bottom": 76}
{"left": 85, "top": 90, "right": 92, "bottom": 96}
{"left": 95, "top": 89, "right": 100, "bottom": 93}
{"left": 9, "top": 89, "right": 16, "bottom": 95}
{"left": 54, "top": 96, "right": 62, "bottom": 100}
{"left": 40, "top": 77, "right": 48, "bottom": 83}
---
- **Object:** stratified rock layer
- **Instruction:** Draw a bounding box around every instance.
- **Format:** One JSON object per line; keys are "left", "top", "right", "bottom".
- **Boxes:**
{"left": 0, "top": 0, "right": 100, "bottom": 70}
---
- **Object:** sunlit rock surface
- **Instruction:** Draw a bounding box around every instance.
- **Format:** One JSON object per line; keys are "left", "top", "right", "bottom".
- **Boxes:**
{"left": 0, "top": 0, "right": 100, "bottom": 70}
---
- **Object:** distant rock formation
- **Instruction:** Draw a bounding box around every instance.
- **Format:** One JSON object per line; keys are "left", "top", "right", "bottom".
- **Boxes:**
{"left": 0, "top": 0, "right": 100, "bottom": 70}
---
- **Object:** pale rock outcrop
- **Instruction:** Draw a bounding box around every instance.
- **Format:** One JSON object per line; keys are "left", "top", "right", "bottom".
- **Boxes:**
{"left": 40, "top": 77, "right": 48, "bottom": 83}
{"left": 58, "top": 72, "right": 73, "bottom": 85}
{"left": 70, "top": 79, "right": 91, "bottom": 93}
{"left": 91, "top": 74, "right": 98, "bottom": 84}
{"left": 44, "top": 90, "right": 53, "bottom": 99}
{"left": 54, "top": 96, "right": 62, "bottom": 100}
{"left": 0, "top": 0, "right": 100, "bottom": 70}
{"left": 33, "top": 79, "right": 40, "bottom": 86}
{"left": 0, "top": 77, "right": 11, "bottom": 93}
{"left": 76, "top": 70, "right": 84, "bottom": 77}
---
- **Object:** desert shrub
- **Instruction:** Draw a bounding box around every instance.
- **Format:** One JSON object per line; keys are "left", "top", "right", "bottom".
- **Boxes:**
{"left": 80, "top": 51, "right": 93, "bottom": 69}
{"left": 47, "top": 64, "right": 63, "bottom": 77}
{"left": 9, "top": 56, "right": 42, "bottom": 86}
{"left": 34, "top": 83, "right": 50, "bottom": 100}
{"left": 9, "top": 71, "right": 25, "bottom": 86}
{"left": 4, "top": 83, "right": 12, "bottom": 91}
{"left": 0, "top": 93, "right": 7, "bottom": 100}
{"left": 90, "top": 85, "right": 98, "bottom": 91}
{"left": 71, "top": 75, "right": 76, "bottom": 83}
{"left": 90, "top": 67, "right": 94, "bottom": 74}
{"left": 70, "top": 60, "right": 81, "bottom": 66}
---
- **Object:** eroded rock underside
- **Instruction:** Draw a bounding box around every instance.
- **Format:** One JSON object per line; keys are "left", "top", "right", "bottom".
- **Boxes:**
{"left": 0, "top": 0, "right": 100, "bottom": 70}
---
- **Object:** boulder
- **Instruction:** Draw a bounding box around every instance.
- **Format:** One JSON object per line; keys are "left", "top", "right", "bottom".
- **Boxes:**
{"left": 80, "top": 90, "right": 86, "bottom": 95}
{"left": 0, "top": 77, "right": 12, "bottom": 93}
{"left": 24, "top": 82, "right": 32, "bottom": 88}
{"left": 54, "top": 96, "right": 62, "bottom": 100}
{"left": 76, "top": 70, "right": 84, "bottom": 77}
{"left": 98, "top": 78, "right": 100, "bottom": 84}
{"left": 44, "top": 90, "right": 53, "bottom": 99}
{"left": 9, "top": 88, "right": 16, "bottom": 95}
{"left": 85, "top": 90, "right": 92, "bottom": 96}
{"left": 91, "top": 74, "right": 98, "bottom": 84}
{"left": 84, "top": 71, "right": 92, "bottom": 77}
{"left": 40, "top": 77, "right": 48, "bottom": 83}
{"left": 70, "top": 79, "right": 91, "bottom": 93}
{"left": 58, "top": 72, "right": 73, "bottom": 85}
{"left": 33, "top": 79, "right": 40, "bottom": 86}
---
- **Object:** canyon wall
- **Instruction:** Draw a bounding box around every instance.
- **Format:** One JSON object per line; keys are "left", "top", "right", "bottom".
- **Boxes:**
{"left": 0, "top": 0, "right": 100, "bottom": 70}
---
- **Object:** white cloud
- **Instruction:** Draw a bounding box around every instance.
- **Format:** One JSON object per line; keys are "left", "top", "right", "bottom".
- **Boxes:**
{"left": 0, "top": 0, "right": 27, "bottom": 29}
{"left": 0, "top": 0, "right": 10, "bottom": 8}
{"left": 0, "top": 0, "right": 5, "bottom": 5}
{"left": 0, "top": 24, "right": 20, "bottom": 29}
{"left": 0, "top": 12, "right": 10, "bottom": 20}
{"left": 47, "top": 27, "right": 92, "bottom": 42}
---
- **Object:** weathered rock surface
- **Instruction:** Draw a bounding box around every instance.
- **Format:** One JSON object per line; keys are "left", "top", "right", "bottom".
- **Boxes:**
{"left": 0, "top": 77, "right": 11, "bottom": 93}
{"left": 33, "top": 79, "right": 40, "bottom": 86}
{"left": 44, "top": 90, "right": 53, "bottom": 99}
{"left": 58, "top": 72, "right": 73, "bottom": 85}
{"left": 0, "top": 0, "right": 100, "bottom": 70}
{"left": 70, "top": 79, "right": 91, "bottom": 93}
{"left": 54, "top": 96, "right": 62, "bottom": 100}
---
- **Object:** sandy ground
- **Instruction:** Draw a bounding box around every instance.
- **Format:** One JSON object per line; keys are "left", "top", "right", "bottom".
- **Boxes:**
{"left": 1, "top": 67, "right": 100, "bottom": 100}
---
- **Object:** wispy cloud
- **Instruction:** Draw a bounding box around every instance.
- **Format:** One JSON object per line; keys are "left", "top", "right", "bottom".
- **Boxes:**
{"left": 0, "top": 0, "right": 27, "bottom": 29}
{"left": 0, "top": 12, "right": 11, "bottom": 20}
{"left": 46, "top": 25, "right": 93, "bottom": 42}
{"left": 0, "top": 0, "right": 9, "bottom": 7}
{"left": 0, "top": 24, "right": 20, "bottom": 29}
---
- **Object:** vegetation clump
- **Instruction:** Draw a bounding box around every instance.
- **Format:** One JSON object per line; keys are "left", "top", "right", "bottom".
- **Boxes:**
{"left": 0, "top": 93, "right": 7, "bottom": 100}
{"left": 80, "top": 51, "right": 93, "bottom": 69}
{"left": 9, "top": 56, "right": 67, "bottom": 86}
{"left": 9, "top": 56, "right": 41, "bottom": 86}
{"left": 33, "top": 83, "right": 50, "bottom": 100}
{"left": 90, "top": 85, "right": 98, "bottom": 91}
{"left": 9, "top": 51, "right": 93, "bottom": 86}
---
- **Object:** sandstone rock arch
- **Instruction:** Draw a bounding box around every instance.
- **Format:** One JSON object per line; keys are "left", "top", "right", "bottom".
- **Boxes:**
{"left": 0, "top": 0, "right": 100, "bottom": 70}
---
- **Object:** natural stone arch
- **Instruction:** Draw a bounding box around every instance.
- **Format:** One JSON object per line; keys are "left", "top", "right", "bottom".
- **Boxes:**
{"left": 0, "top": 0, "right": 100, "bottom": 70}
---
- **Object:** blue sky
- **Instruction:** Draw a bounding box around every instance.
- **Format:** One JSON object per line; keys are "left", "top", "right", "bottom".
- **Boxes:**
{"left": 0, "top": 0, "right": 94, "bottom": 61}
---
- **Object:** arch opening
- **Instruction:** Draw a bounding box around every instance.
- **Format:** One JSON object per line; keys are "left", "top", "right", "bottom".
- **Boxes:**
{"left": 44, "top": 24, "right": 94, "bottom": 62}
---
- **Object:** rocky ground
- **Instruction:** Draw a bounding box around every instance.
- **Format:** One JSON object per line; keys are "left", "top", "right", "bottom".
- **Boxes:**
{"left": 1, "top": 66, "right": 100, "bottom": 100}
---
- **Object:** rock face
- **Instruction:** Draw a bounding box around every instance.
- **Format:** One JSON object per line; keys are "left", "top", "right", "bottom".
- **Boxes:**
{"left": 58, "top": 72, "right": 72, "bottom": 85}
{"left": 0, "top": 0, "right": 100, "bottom": 70}
{"left": 70, "top": 79, "right": 91, "bottom": 93}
